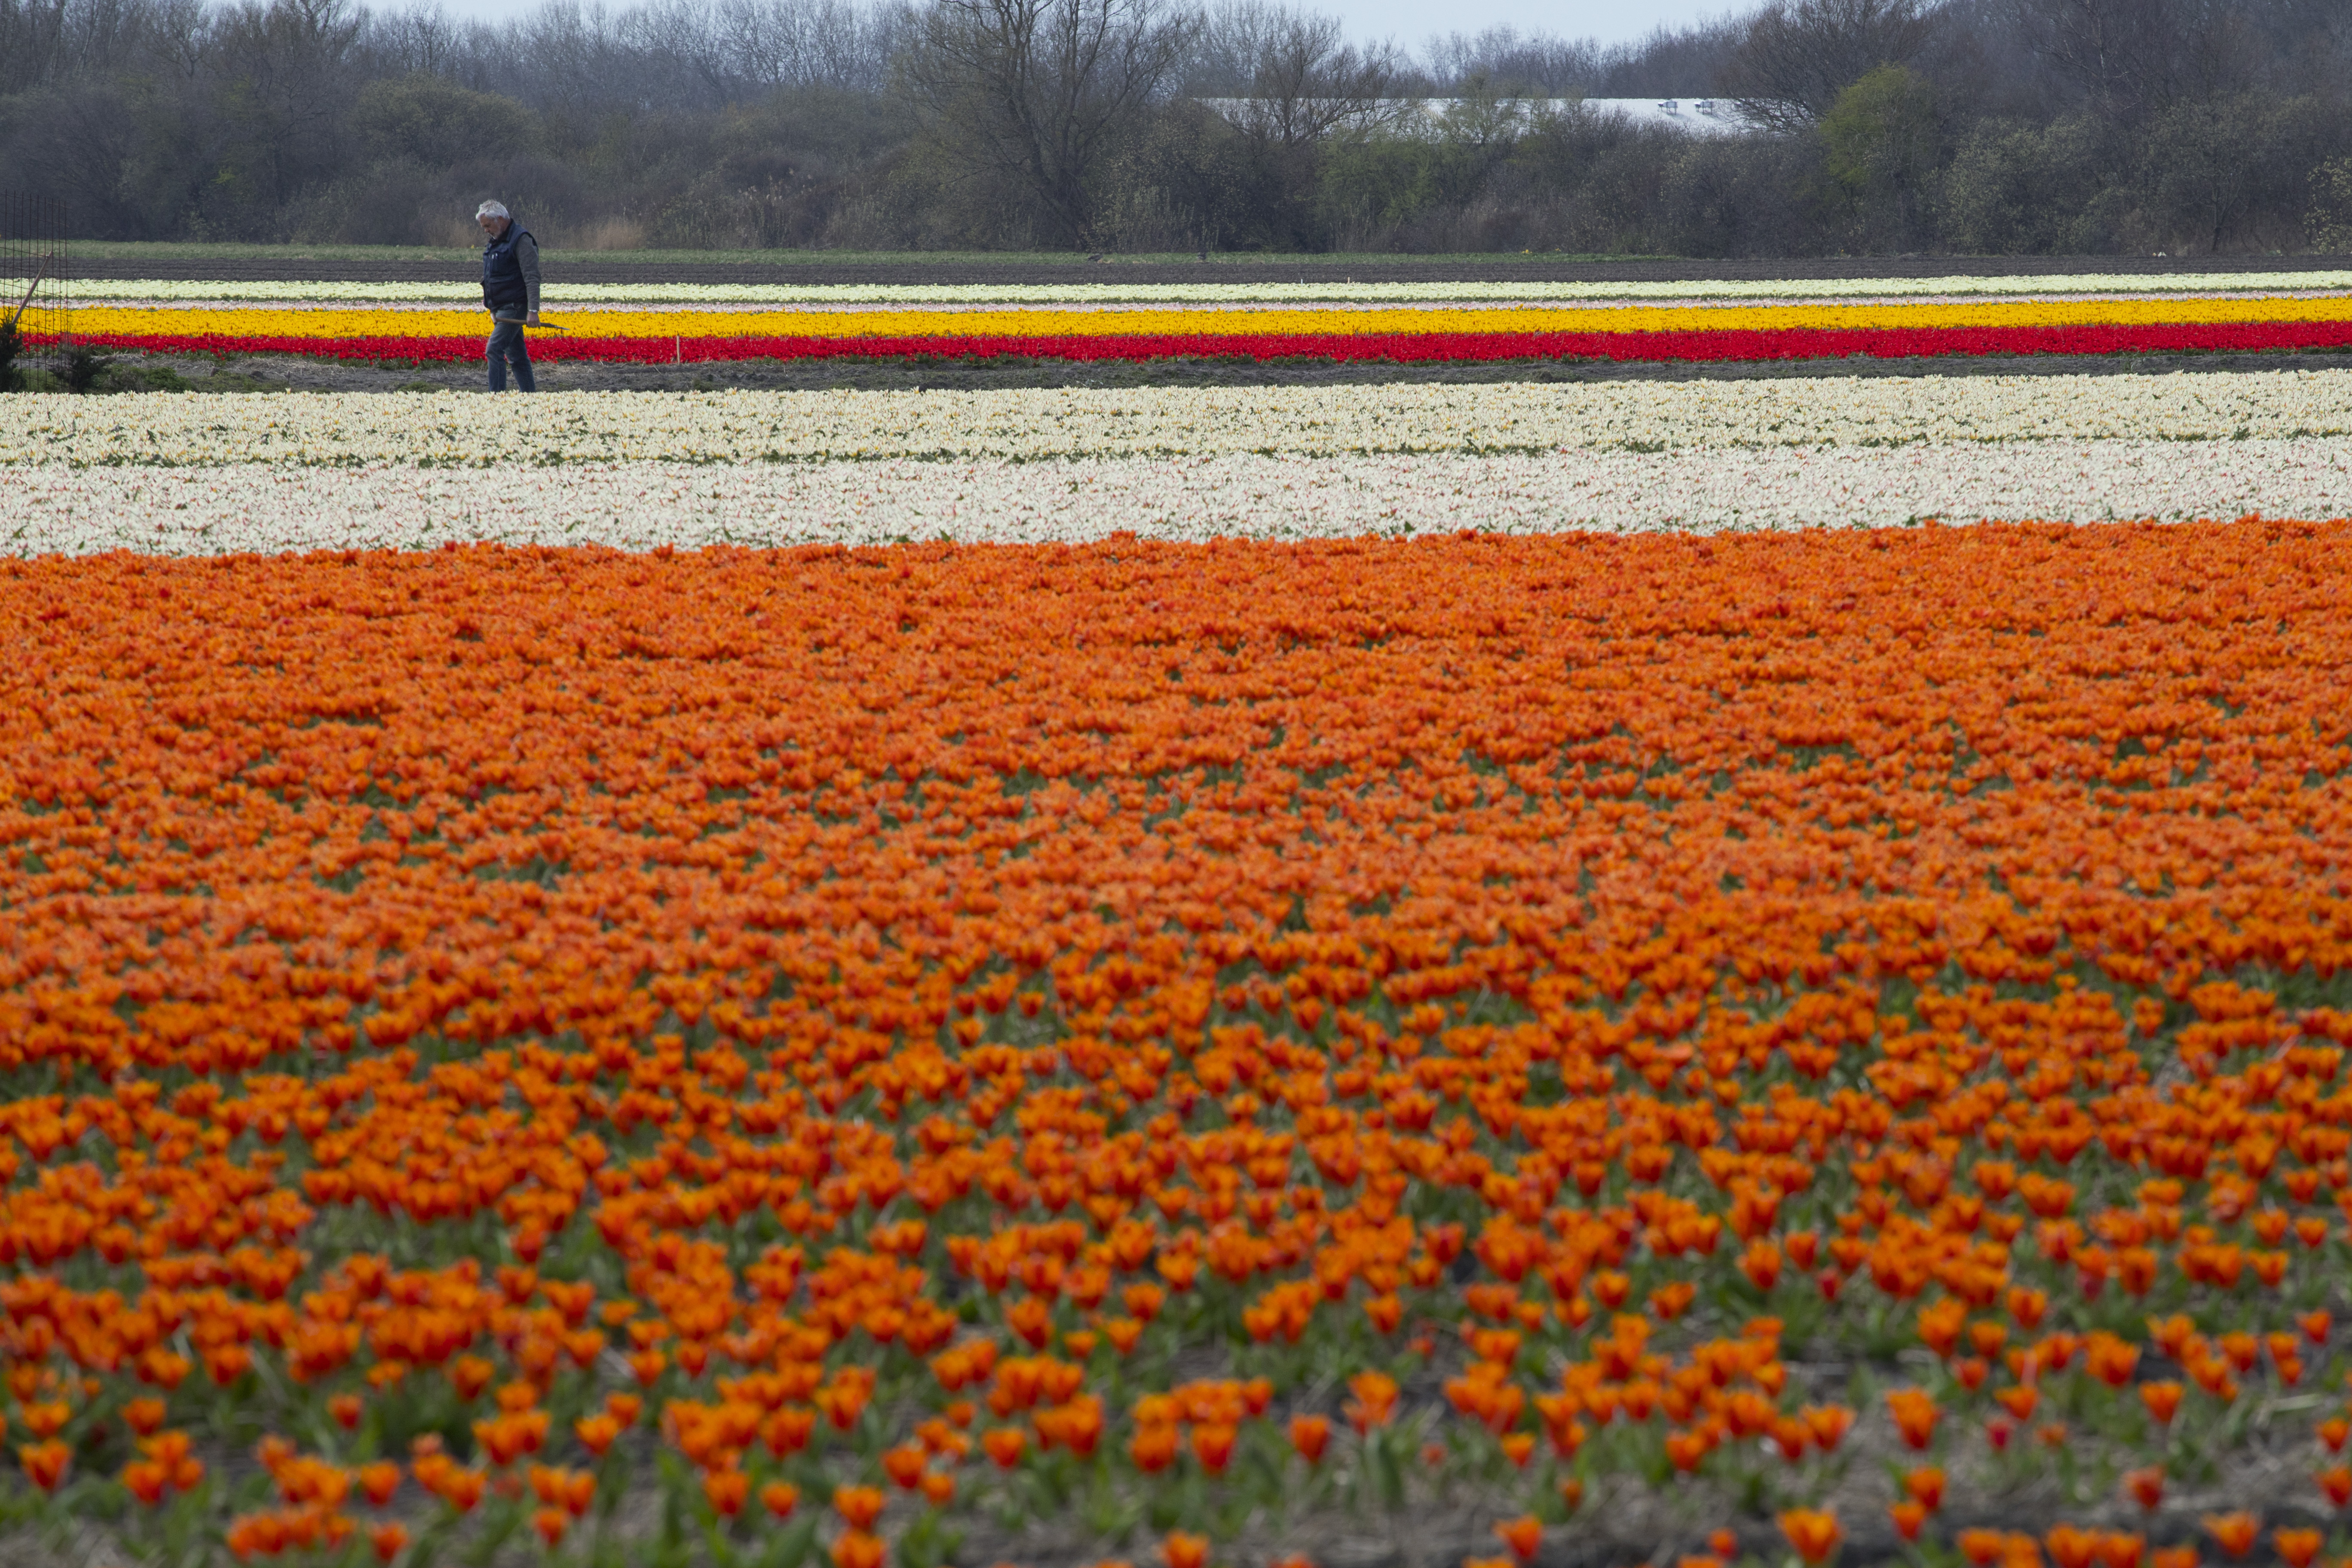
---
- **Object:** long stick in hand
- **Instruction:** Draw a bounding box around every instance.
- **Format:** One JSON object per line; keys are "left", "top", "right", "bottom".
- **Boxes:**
{"left": 5, "top": 263, "right": 44, "bottom": 332}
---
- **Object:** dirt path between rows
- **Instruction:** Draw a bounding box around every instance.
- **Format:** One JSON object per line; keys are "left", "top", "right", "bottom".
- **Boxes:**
{"left": 67, "top": 346, "right": 2352, "bottom": 395}
{"left": 66, "top": 254, "right": 2352, "bottom": 288}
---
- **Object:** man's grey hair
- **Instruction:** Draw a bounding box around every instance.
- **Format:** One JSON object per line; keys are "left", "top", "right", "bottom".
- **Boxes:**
{"left": 475, "top": 200, "right": 510, "bottom": 221}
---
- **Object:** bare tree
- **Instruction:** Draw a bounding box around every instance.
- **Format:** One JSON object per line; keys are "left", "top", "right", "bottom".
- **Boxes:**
{"left": 1200, "top": 1, "right": 1397, "bottom": 148}
{"left": 1421, "top": 24, "right": 1604, "bottom": 96}
{"left": 206, "top": 0, "right": 369, "bottom": 204}
{"left": 713, "top": 0, "right": 898, "bottom": 92}
{"left": 0, "top": 0, "right": 73, "bottom": 92}
{"left": 2008, "top": 0, "right": 2257, "bottom": 119}
{"left": 0, "top": 0, "right": 163, "bottom": 91}
{"left": 897, "top": 0, "right": 1198, "bottom": 245}
{"left": 1721, "top": 0, "right": 1942, "bottom": 131}
{"left": 627, "top": 0, "right": 734, "bottom": 101}
{"left": 368, "top": 3, "right": 467, "bottom": 78}
{"left": 144, "top": 0, "right": 215, "bottom": 79}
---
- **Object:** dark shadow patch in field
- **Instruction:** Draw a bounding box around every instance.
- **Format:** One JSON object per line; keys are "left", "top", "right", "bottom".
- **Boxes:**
{"left": 69, "top": 254, "right": 2352, "bottom": 288}
{"left": 53, "top": 347, "right": 2352, "bottom": 395}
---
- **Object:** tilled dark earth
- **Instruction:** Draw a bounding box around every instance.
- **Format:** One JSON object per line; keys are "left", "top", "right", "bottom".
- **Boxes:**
{"left": 59, "top": 346, "right": 2352, "bottom": 395}
{"left": 67, "top": 252, "right": 2352, "bottom": 287}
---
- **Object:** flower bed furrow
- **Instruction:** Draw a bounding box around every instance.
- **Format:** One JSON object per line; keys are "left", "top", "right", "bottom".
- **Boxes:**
{"left": 6, "top": 526, "right": 2352, "bottom": 1568}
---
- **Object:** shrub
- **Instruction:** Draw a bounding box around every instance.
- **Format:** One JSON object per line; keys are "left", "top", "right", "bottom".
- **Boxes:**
{"left": 2137, "top": 94, "right": 2337, "bottom": 254}
{"left": 2309, "top": 156, "right": 2352, "bottom": 252}
{"left": 63, "top": 343, "right": 114, "bottom": 393}
{"left": 351, "top": 75, "right": 536, "bottom": 170}
{"left": 1941, "top": 117, "right": 2107, "bottom": 254}
{"left": 1816, "top": 64, "right": 1942, "bottom": 248}
{"left": 1660, "top": 135, "right": 1822, "bottom": 257}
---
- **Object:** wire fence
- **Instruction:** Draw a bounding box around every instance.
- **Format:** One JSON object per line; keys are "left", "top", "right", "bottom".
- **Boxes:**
{"left": 1, "top": 191, "right": 69, "bottom": 350}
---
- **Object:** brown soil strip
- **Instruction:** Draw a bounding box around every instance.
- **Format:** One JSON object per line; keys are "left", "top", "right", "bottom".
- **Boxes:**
{"left": 65, "top": 255, "right": 2352, "bottom": 287}
{"left": 68, "top": 346, "right": 2352, "bottom": 395}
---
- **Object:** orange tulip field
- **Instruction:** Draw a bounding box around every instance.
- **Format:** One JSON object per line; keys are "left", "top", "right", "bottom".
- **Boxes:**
{"left": 5, "top": 521, "right": 2352, "bottom": 1568}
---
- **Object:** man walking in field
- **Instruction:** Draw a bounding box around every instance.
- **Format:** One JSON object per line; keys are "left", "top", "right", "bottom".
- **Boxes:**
{"left": 476, "top": 200, "right": 541, "bottom": 392}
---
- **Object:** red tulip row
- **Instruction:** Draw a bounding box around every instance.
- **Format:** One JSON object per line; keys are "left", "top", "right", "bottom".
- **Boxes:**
{"left": 46, "top": 317, "right": 2352, "bottom": 366}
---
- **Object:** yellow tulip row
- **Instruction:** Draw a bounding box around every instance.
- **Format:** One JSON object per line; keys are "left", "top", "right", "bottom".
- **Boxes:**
{"left": 66, "top": 294, "right": 2352, "bottom": 344}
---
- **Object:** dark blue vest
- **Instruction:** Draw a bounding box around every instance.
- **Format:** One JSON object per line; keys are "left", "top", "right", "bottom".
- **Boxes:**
{"left": 481, "top": 222, "right": 533, "bottom": 315}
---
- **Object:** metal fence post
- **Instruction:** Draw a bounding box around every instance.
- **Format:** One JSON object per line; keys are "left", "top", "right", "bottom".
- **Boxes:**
{"left": 1, "top": 192, "right": 70, "bottom": 357}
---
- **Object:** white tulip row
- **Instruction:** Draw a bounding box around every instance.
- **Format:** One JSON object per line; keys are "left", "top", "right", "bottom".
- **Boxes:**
{"left": 10, "top": 373, "right": 2352, "bottom": 470}
{"left": 57, "top": 270, "right": 2352, "bottom": 306}
{"left": 10, "top": 439, "right": 2349, "bottom": 557}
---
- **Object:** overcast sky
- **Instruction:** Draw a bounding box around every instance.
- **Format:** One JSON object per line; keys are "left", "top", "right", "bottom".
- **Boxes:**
{"left": 418, "top": 0, "right": 1733, "bottom": 50}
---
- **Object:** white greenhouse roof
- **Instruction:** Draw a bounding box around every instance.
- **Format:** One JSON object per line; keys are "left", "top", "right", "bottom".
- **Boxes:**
{"left": 1197, "top": 96, "right": 1757, "bottom": 138}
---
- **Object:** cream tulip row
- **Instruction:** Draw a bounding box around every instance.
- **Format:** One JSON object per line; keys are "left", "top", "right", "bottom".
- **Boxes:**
{"left": 8, "top": 439, "right": 2349, "bottom": 557}
{"left": 11, "top": 373, "right": 2352, "bottom": 470}
{"left": 57, "top": 270, "right": 2352, "bottom": 307}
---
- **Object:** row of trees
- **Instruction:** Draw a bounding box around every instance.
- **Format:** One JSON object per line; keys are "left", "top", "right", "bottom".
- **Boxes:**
{"left": 2, "top": 0, "right": 2348, "bottom": 254}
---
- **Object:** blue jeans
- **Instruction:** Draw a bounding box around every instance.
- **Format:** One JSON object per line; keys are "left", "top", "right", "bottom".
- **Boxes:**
{"left": 487, "top": 318, "right": 535, "bottom": 392}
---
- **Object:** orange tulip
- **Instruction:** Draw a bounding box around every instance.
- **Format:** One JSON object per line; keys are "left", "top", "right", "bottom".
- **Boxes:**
{"left": 701, "top": 1467, "right": 749, "bottom": 1518}
{"left": 1957, "top": 1533, "right": 2009, "bottom": 1568}
{"left": 1778, "top": 1507, "right": 1842, "bottom": 1565}
{"left": 1886, "top": 1389, "right": 1939, "bottom": 1451}
{"left": 2202, "top": 1514, "right": 2259, "bottom": 1559}
{"left": 1130, "top": 1422, "right": 1180, "bottom": 1473}
{"left": 1801, "top": 1406, "right": 1856, "bottom": 1452}
{"left": 1346, "top": 1371, "right": 1400, "bottom": 1433}
{"left": 2272, "top": 1530, "right": 2322, "bottom": 1568}
{"left": 574, "top": 1414, "right": 621, "bottom": 1458}
{"left": 1994, "top": 1386, "right": 2040, "bottom": 1422}
{"left": 18, "top": 1441, "right": 70, "bottom": 1493}
{"left": 2099, "top": 1534, "right": 2147, "bottom": 1568}
{"left": 882, "top": 1443, "right": 928, "bottom": 1489}
{"left": 834, "top": 1485, "right": 886, "bottom": 1531}
{"left": 358, "top": 1461, "right": 400, "bottom": 1506}
{"left": 2043, "top": 1526, "right": 2089, "bottom": 1568}
{"left": 1190, "top": 1422, "right": 1237, "bottom": 1474}
{"left": 1494, "top": 1516, "right": 1543, "bottom": 1562}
